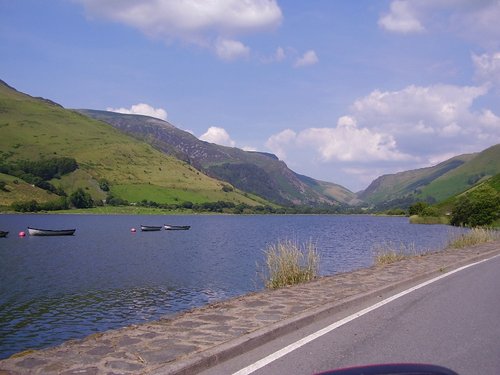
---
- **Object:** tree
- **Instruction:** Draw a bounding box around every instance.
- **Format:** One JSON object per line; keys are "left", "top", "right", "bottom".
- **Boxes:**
{"left": 69, "top": 188, "right": 94, "bottom": 208}
{"left": 408, "top": 202, "right": 428, "bottom": 216}
{"left": 450, "top": 185, "right": 500, "bottom": 227}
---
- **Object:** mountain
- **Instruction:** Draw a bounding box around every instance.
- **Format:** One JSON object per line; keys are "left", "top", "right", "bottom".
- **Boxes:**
{"left": 0, "top": 80, "right": 266, "bottom": 207}
{"left": 359, "top": 144, "right": 500, "bottom": 208}
{"left": 77, "top": 109, "right": 358, "bottom": 206}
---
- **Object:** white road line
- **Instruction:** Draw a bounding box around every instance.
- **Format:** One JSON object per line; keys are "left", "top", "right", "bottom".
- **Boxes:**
{"left": 233, "top": 255, "right": 499, "bottom": 375}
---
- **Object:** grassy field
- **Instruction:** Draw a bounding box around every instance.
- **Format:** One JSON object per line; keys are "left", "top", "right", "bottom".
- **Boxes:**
{"left": 0, "top": 172, "right": 55, "bottom": 205}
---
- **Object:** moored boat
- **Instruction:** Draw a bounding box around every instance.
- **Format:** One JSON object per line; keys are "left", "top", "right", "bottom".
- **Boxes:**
{"left": 27, "top": 227, "right": 76, "bottom": 236}
{"left": 0, "top": 230, "right": 8, "bottom": 238}
{"left": 164, "top": 225, "right": 191, "bottom": 230}
{"left": 140, "top": 225, "right": 163, "bottom": 232}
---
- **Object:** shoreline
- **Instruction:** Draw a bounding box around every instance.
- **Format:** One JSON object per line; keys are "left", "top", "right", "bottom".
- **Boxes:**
{"left": 1, "top": 240, "right": 499, "bottom": 374}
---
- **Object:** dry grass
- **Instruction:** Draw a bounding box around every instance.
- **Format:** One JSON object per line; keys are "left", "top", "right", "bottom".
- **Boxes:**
{"left": 373, "top": 242, "right": 420, "bottom": 266}
{"left": 261, "top": 239, "right": 320, "bottom": 289}
{"left": 447, "top": 228, "right": 500, "bottom": 249}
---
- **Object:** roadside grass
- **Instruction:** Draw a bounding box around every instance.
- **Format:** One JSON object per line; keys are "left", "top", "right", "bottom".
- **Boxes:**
{"left": 374, "top": 228, "right": 500, "bottom": 266}
{"left": 261, "top": 239, "right": 320, "bottom": 289}
{"left": 447, "top": 228, "right": 500, "bottom": 249}
{"left": 373, "top": 242, "right": 424, "bottom": 266}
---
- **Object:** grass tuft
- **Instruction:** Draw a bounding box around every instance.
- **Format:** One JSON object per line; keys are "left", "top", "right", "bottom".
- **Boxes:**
{"left": 447, "top": 228, "right": 500, "bottom": 249}
{"left": 373, "top": 242, "right": 421, "bottom": 266}
{"left": 261, "top": 239, "right": 320, "bottom": 289}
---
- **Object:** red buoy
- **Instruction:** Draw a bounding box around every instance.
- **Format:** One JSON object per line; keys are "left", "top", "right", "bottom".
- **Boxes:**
{"left": 19, "top": 231, "right": 26, "bottom": 237}
{"left": 130, "top": 228, "right": 137, "bottom": 233}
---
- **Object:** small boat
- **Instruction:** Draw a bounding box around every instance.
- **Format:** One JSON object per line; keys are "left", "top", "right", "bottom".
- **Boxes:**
{"left": 0, "top": 230, "right": 8, "bottom": 238}
{"left": 164, "top": 225, "right": 191, "bottom": 230}
{"left": 140, "top": 225, "right": 163, "bottom": 232}
{"left": 27, "top": 227, "right": 76, "bottom": 236}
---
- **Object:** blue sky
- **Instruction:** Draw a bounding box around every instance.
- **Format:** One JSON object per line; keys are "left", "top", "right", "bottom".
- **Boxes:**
{"left": 1, "top": 0, "right": 500, "bottom": 191}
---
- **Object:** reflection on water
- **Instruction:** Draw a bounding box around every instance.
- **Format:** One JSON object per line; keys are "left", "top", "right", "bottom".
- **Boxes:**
{"left": 0, "top": 214, "right": 465, "bottom": 359}
{"left": 0, "top": 286, "right": 229, "bottom": 357}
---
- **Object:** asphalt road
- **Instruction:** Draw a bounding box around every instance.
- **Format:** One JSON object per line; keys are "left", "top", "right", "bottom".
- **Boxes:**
{"left": 200, "top": 254, "right": 500, "bottom": 375}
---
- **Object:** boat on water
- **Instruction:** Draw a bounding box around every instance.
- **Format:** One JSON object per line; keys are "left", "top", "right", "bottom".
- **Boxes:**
{"left": 140, "top": 225, "right": 163, "bottom": 232}
{"left": 164, "top": 225, "right": 191, "bottom": 230}
{"left": 0, "top": 230, "right": 8, "bottom": 238}
{"left": 27, "top": 227, "right": 76, "bottom": 236}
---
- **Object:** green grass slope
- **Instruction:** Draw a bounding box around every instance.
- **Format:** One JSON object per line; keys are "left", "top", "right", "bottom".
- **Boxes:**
{"left": 0, "top": 172, "right": 55, "bottom": 207}
{"left": 359, "top": 144, "right": 500, "bottom": 209}
{"left": 0, "top": 80, "right": 264, "bottom": 207}
{"left": 358, "top": 154, "right": 474, "bottom": 206}
{"left": 418, "top": 144, "right": 500, "bottom": 202}
{"left": 436, "top": 172, "right": 500, "bottom": 214}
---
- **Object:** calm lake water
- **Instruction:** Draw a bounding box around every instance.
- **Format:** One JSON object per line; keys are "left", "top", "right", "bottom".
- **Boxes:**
{"left": 0, "top": 214, "right": 465, "bottom": 359}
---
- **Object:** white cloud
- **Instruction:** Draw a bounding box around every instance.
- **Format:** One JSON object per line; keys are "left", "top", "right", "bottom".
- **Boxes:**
{"left": 106, "top": 103, "right": 167, "bottom": 120}
{"left": 265, "top": 129, "right": 296, "bottom": 159}
{"left": 378, "top": 0, "right": 425, "bottom": 34}
{"left": 452, "top": 1, "right": 500, "bottom": 49}
{"left": 215, "top": 38, "right": 250, "bottom": 61}
{"left": 351, "top": 84, "right": 488, "bottom": 133}
{"left": 294, "top": 50, "right": 318, "bottom": 68}
{"left": 266, "top": 83, "right": 500, "bottom": 191}
{"left": 77, "top": 0, "right": 282, "bottom": 59}
{"left": 472, "top": 52, "right": 500, "bottom": 86}
{"left": 379, "top": 1, "right": 500, "bottom": 48}
{"left": 200, "top": 126, "right": 236, "bottom": 147}
{"left": 266, "top": 117, "right": 411, "bottom": 163}
{"left": 479, "top": 109, "right": 500, "bottom": 129}
{"left": 349, "top": 83, "right": 500, "bottom": 157}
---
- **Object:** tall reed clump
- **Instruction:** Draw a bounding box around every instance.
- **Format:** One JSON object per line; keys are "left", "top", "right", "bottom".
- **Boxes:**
{"left": 262, "top": 239, "right": 320, "bottom": 289}
{"left": 448, "top": 228, "right": 500, "bottom": 249}
{"left": 373, "top": 241, "right": 419, "bottom": 266}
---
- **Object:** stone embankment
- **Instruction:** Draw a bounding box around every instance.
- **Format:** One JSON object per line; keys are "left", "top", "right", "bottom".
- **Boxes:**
{"left": 1, "top": 241, "right": 499, "bottom": 375}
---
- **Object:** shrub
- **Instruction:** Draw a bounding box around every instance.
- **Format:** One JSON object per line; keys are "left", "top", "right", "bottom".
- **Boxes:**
{"left": 99, "top": 179, "right": 110, "bottom": 192}
{"left": 69, "top": 188, "right": 94, "bottom": 208}
{"left": 106, "top": 194, "right": 128, "bottom": 206}
{"left": 12, "top": 200, "right": 40, "bottom": 212}
{"left": 408, "top": 202, "right": 428, "bottom": 216}
{"left": 39, "top": 197, "right": 69, "bottom": 211}
{"left": 450, "top": 185, "right": 500, "bottom": 227}
{"left": 261, "top": 239, "right": 320, "bottom": 289}
{"left": 421, "top": 206, "right": 440, "bottom": 217}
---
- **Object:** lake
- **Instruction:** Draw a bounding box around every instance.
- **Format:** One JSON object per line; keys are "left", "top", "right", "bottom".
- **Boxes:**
{"left": 0, "top": 214, "right": 464, "bottom": 359}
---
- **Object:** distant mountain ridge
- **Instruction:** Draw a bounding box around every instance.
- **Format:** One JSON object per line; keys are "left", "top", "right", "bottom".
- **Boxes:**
{"left": 359, "top": 144, "right": 500, "bottom": 209}
{"left": 77, "top": 109, "right": 359, "bottom": 206}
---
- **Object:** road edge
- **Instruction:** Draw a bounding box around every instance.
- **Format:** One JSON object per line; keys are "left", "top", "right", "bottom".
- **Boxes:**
{"left": 155, "top": 245, "right": 500, "bottom": 375}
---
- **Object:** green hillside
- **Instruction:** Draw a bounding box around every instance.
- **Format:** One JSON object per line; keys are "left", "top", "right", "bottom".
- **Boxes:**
{"left": 0, "top": 80, "right": 265, "bottom": 208}
{"left": 436, "top": 172, "right": 500, "bottom": 214}
{"left": 359, "top": 145, "right": 500, "bottom": 209}
{"left": 418, "top": 144, "right": 500, "bottom": 202}
{"left": 358, "top": 155, "right": 473, "bottom": 206}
